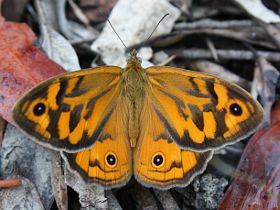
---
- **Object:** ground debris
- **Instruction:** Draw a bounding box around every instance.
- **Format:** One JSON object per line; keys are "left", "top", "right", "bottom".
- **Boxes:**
{"left": 0, "top": 0, "right": 280, "bottom": 209}
{"left": 0, "top": 175, "right": 45, "bottom": 210}
{"left": 0, "top": 125, "right": 54, "bottom": 209}
{"left": 193, "top": 174, "right": 228, "bottom": 209}
{"left": 173, "top": 174, "right": 228, "bottom": 210}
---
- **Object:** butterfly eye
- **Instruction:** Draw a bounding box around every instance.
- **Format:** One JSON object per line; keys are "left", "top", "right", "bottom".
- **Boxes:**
{"left": 33, "top": 102, "right": 46, "bottom": 116}
{"left": 137, "top": 56, "right": 142, "bottom": 63}
{"left": 229, "top": 103, "right": 243, "bottom": 116}
{"left": 152, "top": 152, "right": 165, "bottom": 168}
{"left": 105, "top": 152, "right": 117, "bottom": 168}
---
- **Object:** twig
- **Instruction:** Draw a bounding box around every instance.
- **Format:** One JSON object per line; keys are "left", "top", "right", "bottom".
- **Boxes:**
{"left": 174, "top": 19, "right": 255, "bottom": 30}
{"left": 0, "top": 116, "right": 6, "bottom": 145}
{"left": 175, "top": 28, "right": 275, "bottom": 49}
{"left": 205, "top": 37, "right": 219, "bottom": 61}
{"left": 0, "top": 179, "right": 22, "bottom": 189}
{"left": 260, "top": 22, "right": 280, "bottom": 48}
{"left": 253, "top": 57, "right": 280, "bottom": 126}
{"left": 166, "top": 49, "right": 280, "bottom": 61}
{"left": 51, "top": 152, "right": 68, "bottom": 210}
{"left": 158, "top": 55, "right": 176, "bottom": 66}
{"left": 67, "top": 0, "right": 90, "bottom": 25}
{"left": 131, "top": 28, "right": 275, "bottom": 50}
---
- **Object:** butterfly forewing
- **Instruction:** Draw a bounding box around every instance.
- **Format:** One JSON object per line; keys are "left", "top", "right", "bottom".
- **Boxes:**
{"left": 146, "top": 66, "right": 264, "bottom": 151}
{"left": 13, "top": 67, "right": 123, "bottom": 152}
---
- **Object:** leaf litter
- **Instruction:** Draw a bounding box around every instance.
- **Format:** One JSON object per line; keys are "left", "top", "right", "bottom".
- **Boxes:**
{"left": 0, "top": 0, "right": 280, "bottom": 209}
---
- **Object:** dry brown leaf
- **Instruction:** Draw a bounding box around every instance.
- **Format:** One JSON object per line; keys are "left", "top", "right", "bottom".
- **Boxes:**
{"left": 219, "top": 101, "right": 280, "bottom": 210}
{"left": 0, "top": 16, "right": 64, "bottom": 123}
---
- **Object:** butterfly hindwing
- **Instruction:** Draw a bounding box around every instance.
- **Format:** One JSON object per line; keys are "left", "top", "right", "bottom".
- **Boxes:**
{"left": 134, "top": 96, "right": 213, "bottom": 189}
{"left": 62, "top": 98, "right": 132, "bottom": 188}
{"left": 146, "top": 66, "right": 263, "bottom": 151}
{"left": 13, "top": 67, "right": 122, "bottom": 152}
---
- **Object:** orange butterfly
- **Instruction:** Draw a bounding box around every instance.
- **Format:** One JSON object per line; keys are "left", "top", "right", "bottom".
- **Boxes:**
{"left": 13, "top": 50, "right": 263, "bottom": 189}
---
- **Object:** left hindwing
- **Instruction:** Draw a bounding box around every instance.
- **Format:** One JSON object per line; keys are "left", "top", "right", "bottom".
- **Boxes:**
{"left": 13, "top": 67, "right": 122, "bottom": 152}
{"left": 62, "top": 97, "right": 132, "bottom": 189}
{"left": 146, "top": 66, "right": 264, "bottom": 151}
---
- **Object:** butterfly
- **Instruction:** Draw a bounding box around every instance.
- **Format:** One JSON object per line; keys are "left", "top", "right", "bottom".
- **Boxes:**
{"left": 12, "top": 50, "right": 263, "bottom": 189}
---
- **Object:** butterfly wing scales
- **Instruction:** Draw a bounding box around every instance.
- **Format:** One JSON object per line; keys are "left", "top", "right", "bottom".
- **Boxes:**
{"left": 13, "top": 67, "right": 122, "bottom": 152}
{"left": 134, "top": 97, "right": 213, "bottom": 189}
{"left": 62, "top": 98, "right": 132, "bottom": 189}
{"left": 13, "top": 55, "right": 264, "bottom": 190}
{"left": 146, "top": 66, "right": 263, "bottom": 151}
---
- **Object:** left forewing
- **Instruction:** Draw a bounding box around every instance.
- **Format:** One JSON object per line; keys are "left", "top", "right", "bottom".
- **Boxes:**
{"left": 13, "top": 67, "right": 122, "bottom": 152}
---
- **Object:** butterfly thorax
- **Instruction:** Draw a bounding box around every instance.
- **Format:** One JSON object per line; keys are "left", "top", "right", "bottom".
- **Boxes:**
{"left": 122, "top": 51, "right": 147, "bottom": 147}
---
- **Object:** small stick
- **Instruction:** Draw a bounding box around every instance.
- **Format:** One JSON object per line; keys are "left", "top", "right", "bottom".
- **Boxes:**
{"left": 0, "top": 116, "right": 6, "bottom": 145}
{"left": 0, "top": 179, "right": 22, "bottom": 189}
{"left": 67, "top": 0, "right": 90, "bottom": 25}
{"left": 166, "top": 49, "right": 280, "bottom": 62}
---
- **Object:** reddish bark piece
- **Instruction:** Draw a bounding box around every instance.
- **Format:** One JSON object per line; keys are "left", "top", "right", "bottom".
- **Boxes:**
{"left": 219, "top": 102, "right": 280, "bottom": 210}
{"left": 0, "top": 179, "right": 22, "bottom": 188}
{"left": 0, "top": 17, "right": 65, "bottom": 123}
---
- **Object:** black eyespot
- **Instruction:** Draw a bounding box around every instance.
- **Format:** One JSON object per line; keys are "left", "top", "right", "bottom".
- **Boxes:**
{"left": 107, "top": 154, "right": 116, "bottom": 165}
{"left": 33, "top": 103, "right": 46, "bottom": 116}
{"left": 105, "top": 152, "right": 117, "bottom": 168}
{"left": 229, "top": 103, "right": 242, "bottom": 116}
{"left": 153, "top": 154, "right": 163, "bottom": 166}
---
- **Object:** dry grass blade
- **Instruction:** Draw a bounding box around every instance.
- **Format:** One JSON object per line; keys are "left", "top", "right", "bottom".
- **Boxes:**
{"left": 67, "top": 0, "right": 90, "bottom": 25}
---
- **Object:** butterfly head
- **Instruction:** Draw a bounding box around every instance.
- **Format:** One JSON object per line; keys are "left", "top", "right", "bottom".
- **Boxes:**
{"left": 125, "top": 50, "right": 143, "bottom": 72}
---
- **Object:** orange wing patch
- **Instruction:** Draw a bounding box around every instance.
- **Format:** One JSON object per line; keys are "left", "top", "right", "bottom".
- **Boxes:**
{"left": 134, "top": 97, "right": 213, "bottom": 189}
{"left": 146, "top": 66, "right": 263, "bottom": 151}
{"left": 62, "top": 98, "right": 132, "bottom": 188}
{"left": 13, "top": 67, "right": 122, "bottom": 152}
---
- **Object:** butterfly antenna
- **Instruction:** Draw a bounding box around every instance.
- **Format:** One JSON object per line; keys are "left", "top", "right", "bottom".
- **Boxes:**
{"left": 141, "top": 13, "right": 169, "bottom": 48}
{"left": 106, "top": 18, "right": 129, "bottom": 51}
{"left": 98, "top": 10, "right": 129, "bottom": 51}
